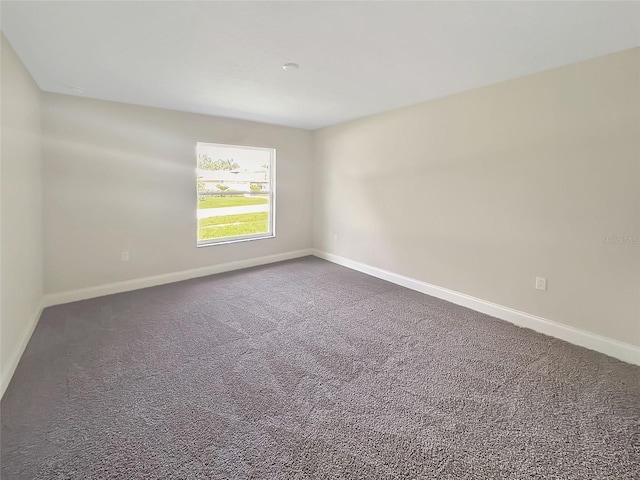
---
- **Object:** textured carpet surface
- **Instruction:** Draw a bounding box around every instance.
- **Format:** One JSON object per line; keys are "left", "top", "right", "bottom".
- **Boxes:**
{"left": 1, "top": 257, "right": 639, "bottom": 479}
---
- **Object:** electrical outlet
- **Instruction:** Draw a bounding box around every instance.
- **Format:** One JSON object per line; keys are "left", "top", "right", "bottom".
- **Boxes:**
{"left": 535, "top": 277, "right": 546, "bottom": 291}
{"left": 333, "top": 233, "right": 338, "bottom": 242}
{"left": 121, "top": 251, "right": 130, "bottom": 262}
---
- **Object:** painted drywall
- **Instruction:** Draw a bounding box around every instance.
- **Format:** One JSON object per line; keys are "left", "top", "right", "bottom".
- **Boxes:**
{"left": 313, "top": 48, "right": 640, "bottom": 346}
{"left": 1, "top": 34, "right": 43, "bottom": 395}
{"left": 42, "top": 94, "right": 313, "bottom": 294}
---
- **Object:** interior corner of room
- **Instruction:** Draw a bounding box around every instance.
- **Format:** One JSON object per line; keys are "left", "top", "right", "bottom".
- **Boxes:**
{"left": 2, "top": 34, "right": 640, "bottom": 400}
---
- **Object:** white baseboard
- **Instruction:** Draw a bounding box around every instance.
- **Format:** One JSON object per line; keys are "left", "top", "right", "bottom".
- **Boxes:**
{"left": 43, "top": 249, "right": 313, "bottom": 308}
{"left": 1, "top": 305, "right": 43, "bottom": 398}
{"left": 312, "top": 249, "right": 640, "bottom": 366}
{"left": 9, "top": 246, "right": 635, "bottom": 401}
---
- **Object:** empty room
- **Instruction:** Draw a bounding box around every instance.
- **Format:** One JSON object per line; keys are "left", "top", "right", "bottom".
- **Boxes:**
{"left": 1, "top": 1, "right": 638, "bottom": 479}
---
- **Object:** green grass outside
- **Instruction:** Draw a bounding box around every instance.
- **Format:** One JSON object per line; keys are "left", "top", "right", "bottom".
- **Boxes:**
{"left": 198, "top": 195, "right": 268, "bottom": 209}
{"left": 198, "top": 212, "right": 269, "bottom": 241}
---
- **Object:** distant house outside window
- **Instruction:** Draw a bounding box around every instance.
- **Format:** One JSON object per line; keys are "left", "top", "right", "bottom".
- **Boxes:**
{"left": 196, "top": 142, "right": 275, "bottom": 246}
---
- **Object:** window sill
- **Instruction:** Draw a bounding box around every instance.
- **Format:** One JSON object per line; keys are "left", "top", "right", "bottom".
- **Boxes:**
{"left": 197, "top": 233, "right": 275, "bottom": 248}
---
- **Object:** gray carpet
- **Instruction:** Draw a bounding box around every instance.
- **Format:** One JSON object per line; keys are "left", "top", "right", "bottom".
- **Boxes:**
{"left": 1, "top": 257, "right": 639, "bottom": 479}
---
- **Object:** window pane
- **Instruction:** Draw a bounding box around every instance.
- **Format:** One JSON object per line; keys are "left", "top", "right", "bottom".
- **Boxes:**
{"left": 196, "top": 142, "right": 274, "bottom": 245}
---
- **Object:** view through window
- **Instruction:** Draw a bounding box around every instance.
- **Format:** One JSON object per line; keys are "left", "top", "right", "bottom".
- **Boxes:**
{"left": 196, "top": 142, "right": 275, "bottom": 246}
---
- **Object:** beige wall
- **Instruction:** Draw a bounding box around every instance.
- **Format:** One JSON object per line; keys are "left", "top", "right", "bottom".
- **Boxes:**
{"left": 313, "top": 48, "right": 640, "bottom": 346}
{"left": 42, "top": 94, "right": 313, "bottom": 294}
{"left": 2, "top": 38, "right": 637, "bottom": 394}
{"left": 1, "top": 35, "right": 44, "bottom": 394}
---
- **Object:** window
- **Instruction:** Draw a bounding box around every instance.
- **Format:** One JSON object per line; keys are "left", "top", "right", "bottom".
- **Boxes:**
{"left": 196, "top": 142, "right": 275, "bottom": 246}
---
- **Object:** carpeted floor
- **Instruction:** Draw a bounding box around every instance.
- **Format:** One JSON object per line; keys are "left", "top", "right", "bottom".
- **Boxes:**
{"left": 1, "top": 257, "right": 639, "bottom": 479}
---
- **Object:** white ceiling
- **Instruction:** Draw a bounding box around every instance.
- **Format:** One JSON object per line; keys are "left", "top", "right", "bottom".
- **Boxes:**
{"left": 2, "top": 1, "right": 639, "bottom": 130}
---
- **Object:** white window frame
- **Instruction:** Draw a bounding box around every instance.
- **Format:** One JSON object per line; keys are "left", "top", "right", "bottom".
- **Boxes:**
{"left": 196, "top": 142, "right": 276, "bottom": 247}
